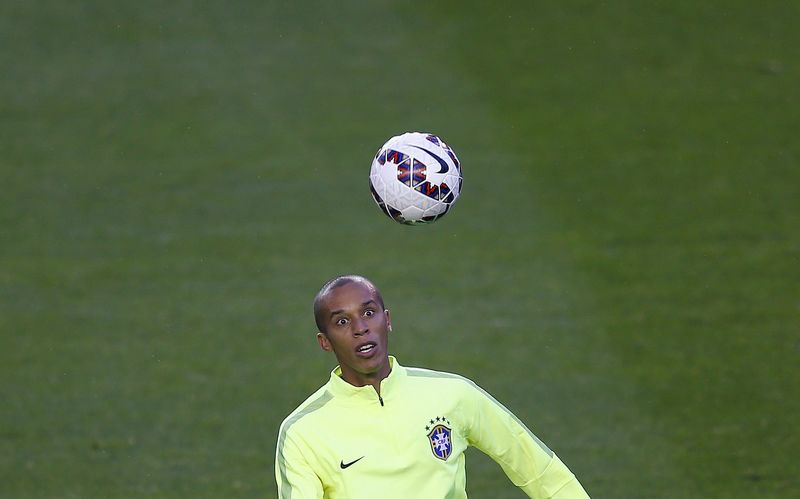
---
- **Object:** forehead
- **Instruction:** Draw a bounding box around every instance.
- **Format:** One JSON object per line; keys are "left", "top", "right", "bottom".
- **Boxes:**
{"left": 320, "top": 281, "right": 378, "bottom": 312}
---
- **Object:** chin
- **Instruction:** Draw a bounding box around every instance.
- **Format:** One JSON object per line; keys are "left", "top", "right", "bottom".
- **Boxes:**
{"left": 356, "top": 356, "right": 384, "bottom": 371}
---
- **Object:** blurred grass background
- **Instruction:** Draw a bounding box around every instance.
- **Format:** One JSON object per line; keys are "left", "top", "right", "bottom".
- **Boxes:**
{"left": 1, "top": 1, "right": 798, "bottom": 497}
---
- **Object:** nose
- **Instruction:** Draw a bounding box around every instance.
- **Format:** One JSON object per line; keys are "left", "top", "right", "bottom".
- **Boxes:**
{"left": 354, "top": 317, "right": 369, "bottom": 335}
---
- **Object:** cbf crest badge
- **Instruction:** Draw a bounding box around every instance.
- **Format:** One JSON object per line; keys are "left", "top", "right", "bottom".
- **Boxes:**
{"left": 425, "top": 416, "right": 453, "bottom": 461}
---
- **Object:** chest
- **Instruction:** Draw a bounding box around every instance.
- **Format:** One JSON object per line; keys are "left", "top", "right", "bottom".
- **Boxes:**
{"left": 308, "top": 390, "right": 467, "bottom": 487}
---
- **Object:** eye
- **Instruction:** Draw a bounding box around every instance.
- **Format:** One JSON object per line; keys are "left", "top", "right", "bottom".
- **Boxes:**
{"left": 335, "top": 317, "right": 349, "bottom": 326}
{"left": 364, "top": 309, "right": 375, "bottom": 317}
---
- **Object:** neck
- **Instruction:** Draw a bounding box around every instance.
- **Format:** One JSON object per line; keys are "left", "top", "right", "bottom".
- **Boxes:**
{"left": 338, "top": 359, "right": 392, "bottom": 394}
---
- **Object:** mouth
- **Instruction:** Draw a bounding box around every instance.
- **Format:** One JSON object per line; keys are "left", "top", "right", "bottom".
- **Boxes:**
{"left": 355, "top": 342, "right": 378, "bottom": 358}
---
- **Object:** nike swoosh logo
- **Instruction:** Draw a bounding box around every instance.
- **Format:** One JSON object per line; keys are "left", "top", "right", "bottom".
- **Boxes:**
{"left": 340, "top": 456, "right": 364, "bottom": 469}
{"left": 410, "top": 145, "right": 450, "bottom": 174}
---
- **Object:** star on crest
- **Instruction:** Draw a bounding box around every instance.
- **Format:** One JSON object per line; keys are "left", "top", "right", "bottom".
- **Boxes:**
{"left": 423, "top": 416, "right": 452, "bottom": 433}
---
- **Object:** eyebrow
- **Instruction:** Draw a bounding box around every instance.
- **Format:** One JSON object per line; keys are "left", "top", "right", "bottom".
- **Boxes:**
{"left": 329, "top": 300, "right": 378, "bottom": 318}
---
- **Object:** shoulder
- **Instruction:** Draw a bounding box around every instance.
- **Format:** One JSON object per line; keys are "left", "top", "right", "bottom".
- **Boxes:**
{"left": 403, "top": 365, "right": 483, "bottom": 392}
{"left": 403, "top": 364, "right": 503, "bottom": 406}
{"left": 278, "top": 384, "right": 333, "bottom": 438}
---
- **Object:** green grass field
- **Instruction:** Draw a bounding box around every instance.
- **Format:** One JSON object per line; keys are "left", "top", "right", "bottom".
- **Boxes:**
{"left": 2, "top": 1, "right": 798, "bottom": 497}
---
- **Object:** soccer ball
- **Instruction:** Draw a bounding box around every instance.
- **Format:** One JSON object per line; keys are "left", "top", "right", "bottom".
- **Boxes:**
{"left": 369, "top": 132, "right": 463, "bottom": 225}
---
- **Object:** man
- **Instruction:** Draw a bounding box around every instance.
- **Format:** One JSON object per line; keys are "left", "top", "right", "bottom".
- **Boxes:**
{"left": 275, "top": 275, "right": 590, "bottom": 498}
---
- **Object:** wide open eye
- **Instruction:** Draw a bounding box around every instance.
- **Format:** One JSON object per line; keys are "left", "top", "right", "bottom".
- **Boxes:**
{"left": 364, "top": 309, "right": 375, "bottom": 318}
{"left": 335, "top": 317, "right": 349, "bottom": 327}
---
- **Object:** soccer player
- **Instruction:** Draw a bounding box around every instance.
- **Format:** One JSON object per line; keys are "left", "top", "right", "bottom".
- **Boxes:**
{"left": 275, "top": 275, "right": 590, "bottom": 498}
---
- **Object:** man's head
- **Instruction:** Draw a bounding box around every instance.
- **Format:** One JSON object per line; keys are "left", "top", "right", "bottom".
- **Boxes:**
{"left": 313, "top": 275, "right": 392, "bottom": 386}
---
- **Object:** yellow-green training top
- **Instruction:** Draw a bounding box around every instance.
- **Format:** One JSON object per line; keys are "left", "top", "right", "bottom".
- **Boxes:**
{"left": 275, "top": 357, "right": 589, "bottom": 498}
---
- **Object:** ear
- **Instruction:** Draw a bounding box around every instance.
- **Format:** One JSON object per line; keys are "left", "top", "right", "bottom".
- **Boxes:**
{"left": 317, "top": 332, "right": 332, "bottom": 352}
{"left": 385, "top": 309, "right": 392, "bottom": 332}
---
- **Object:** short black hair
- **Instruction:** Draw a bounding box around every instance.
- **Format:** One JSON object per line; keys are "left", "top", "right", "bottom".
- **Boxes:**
{"left": 313, "top": 275, "right": 385, "bottom": 333}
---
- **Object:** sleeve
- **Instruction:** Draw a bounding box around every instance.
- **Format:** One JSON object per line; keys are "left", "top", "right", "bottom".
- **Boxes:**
{"left": 462, "top": 382, "right": 590, "bottom": 499}
{"left": 275, "top": 429, "right": 324, "bottom": 499}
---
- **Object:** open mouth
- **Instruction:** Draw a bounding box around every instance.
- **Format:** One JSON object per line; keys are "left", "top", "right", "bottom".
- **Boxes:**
{"left": 355, "top": 342, "right": 377, "bottom": 357}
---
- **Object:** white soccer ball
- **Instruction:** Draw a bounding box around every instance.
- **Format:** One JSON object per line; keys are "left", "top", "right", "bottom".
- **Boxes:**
{"left": 369, "top": 132, "right": 463, "bottom": 225}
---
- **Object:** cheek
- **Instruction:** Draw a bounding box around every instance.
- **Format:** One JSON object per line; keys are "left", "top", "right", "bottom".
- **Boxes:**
{"left": 326, "top": 333, "right": 351, "bottom": 352}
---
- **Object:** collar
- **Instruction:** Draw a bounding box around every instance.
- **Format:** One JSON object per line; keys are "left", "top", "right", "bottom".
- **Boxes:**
{"left": 326, "top": 356, "right": 406, "bottom": 405}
